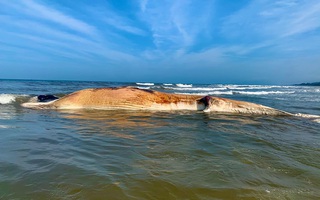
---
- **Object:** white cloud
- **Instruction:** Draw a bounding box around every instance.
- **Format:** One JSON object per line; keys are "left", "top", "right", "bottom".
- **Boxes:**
{"left": 280, "top": 2, "right": 320, "bottom": 37}
{"left": 0, "top": 0, "right": 142, "bottom": 64}
{"left": 217, "top": 0, "right": 320, "bottom": 62}
{"left": 140, "top": 0, "right": 148, "bottom": 12}
{"left": 139, "top": 0, "right": 214, "bottom": 57}
{"left": 0, "top": 20, "right": 138, "bottom": 64}
{"left": 1, "top": 0, "right": 319, "bottom": 83}
{"left": 21, "top": 0, "right": 98, "bottom": 36}
{"left": 101, "top": 11, "right": 146, "bottom": 36}
{"left": 222, "top": 0, "right": 320, "bottom": 39}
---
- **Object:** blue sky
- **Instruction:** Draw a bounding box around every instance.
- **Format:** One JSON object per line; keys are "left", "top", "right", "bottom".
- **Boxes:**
{"left": 1, "top": 0, "right": 320, "bottom": 84}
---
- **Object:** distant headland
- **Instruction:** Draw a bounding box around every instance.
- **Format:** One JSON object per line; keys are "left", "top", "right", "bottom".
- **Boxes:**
{"left": 295, "top": 82, "right": 320, "bottom": 86}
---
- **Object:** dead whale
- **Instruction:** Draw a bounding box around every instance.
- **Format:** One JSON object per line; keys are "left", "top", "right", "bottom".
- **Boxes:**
{"left": 21, "top": 87, "right": 292, "bottom": 115}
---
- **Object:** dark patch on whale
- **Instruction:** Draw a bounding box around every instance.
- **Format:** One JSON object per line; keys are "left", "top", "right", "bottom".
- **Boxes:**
{"left": 37, "top": 95, "right": 59, "bottom": 102}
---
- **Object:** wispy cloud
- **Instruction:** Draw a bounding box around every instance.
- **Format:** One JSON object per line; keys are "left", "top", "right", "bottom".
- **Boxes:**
{"left": 104, "top": 17, "right": 146, "bottom": 36}
{"left": 0, "top": 0, "right": 141, "bottom": 64}
{"left": 222, "top": 0, "right": 320, "bottom": 39}
{"left": 139, "top": 0, "right": 214, "bottom": 50}
{"left": 140, "top": 0, "right": 148, "bottom": 12}
{"left": 20, "top": 0, "right": 98, "bottom": 36}
{"left": 280, "top": 1, "right": 320, "bottom": 37}
{"left": 170, "top": 0, "right": 214, "bottom": 47}
{"left": 92, "top": 6, "right": 147, "bottom": 36}
{"left": 1, "top": 0, "right": 319, "bottom": 83}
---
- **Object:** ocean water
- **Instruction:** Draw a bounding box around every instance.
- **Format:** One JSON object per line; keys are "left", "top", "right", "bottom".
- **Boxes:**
{"left": 0, "top": 79, "right": 319, "bottom": 200}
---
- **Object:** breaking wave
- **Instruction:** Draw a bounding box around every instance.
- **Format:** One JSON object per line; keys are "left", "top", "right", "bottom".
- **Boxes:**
{"left": 168, "top": 87, "right": 227, "bottom": 91}
{"left": 137, "top": 86, "right": 151, "bottom": 90}
{"left": 314, "top": 118, "right": 320, "bottom": 123}
{"left": 0, "top": 94, "right": 16, "bottom": 104}
{"left": 295, "top": 113, "right": 320, "bottom": 124}
{"left": 232, "top": 91, "right": 295, "bottom": 95}
{"left": 176, "top": 91, "right": 234, "bottom": 96}
{"left": 0, "top": 94, "right": 30, "bottom": 105}
{"left": 176, "top": 90, "right": 295, "bottom": 96}
{"left": 176, "top": 84, "right": 192, "bottom": 88}
{"left": 0, "top": 125, "right": 11, "bottom": 129}
{"left": 224, "top": 85, "right": 286, "bottom": 90}
{"left": 161, "top": 84, "right": 295, "bottom": 92}
{"left": 136, "top": 82, "right": 154, "bottom": 86}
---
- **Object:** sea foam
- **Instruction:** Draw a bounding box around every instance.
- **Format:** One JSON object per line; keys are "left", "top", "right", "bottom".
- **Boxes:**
{"left": 136, "top": 82, "right": 154, "bottom": 86}
{"left": 137, "top": 86, "right": 151, "bottom": 90}
{"left": 176, "top": 84, "right": 192, "bottom": 87}
{"left": 233, "top": 91, "right": 295, "bottom": 95}
{"left": 0, "top": 125, "right": 11, "bottom": 129}
{"left": 295, "top": 113, "right": 320, "bottom": 124}
{"left": 0, "top": 94, "right": 16, "bottom": 104}
{"left": 314, "top": 119, "right": 320, "bottom": 124}
{"left": 175, "top": 90, "right": 294, "bottom": 96}
{"left": 176, "top": 91, "right": 234, "bottom": 96}
{"left": 0, "top": 94, "right": 29, "bottom": 105}
{"left": 171, "top": 87, "right": 226, "bottom": 91}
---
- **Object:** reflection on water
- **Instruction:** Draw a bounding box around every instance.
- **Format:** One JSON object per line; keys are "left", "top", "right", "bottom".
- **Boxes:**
{"left": 62, "top": 109, "right": 171, "bottom": 128}
{"left": 0, "top": 109, "right": 319, "bottom": 199}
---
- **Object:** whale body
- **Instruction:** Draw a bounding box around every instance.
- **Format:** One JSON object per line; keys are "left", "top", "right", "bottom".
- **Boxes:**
{"left": 21, "top": 87, "right": 292, "bottom": 115}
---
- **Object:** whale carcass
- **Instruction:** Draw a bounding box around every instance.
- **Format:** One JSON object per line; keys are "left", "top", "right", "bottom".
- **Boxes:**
{"left": 21, "top": 87, "right": 292, "bottom": 115}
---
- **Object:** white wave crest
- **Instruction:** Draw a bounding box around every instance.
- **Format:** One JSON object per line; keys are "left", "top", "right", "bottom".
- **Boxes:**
{"left": 0, "top": 94, "right": 17, "bottom": 104}
{"left": 163, "top": 83, "right": 173, "bottom": 86}
{"left": 176, "top": 84, "right": 192, "bottom": 87}
{"left": 294, "top": 113, "right": 320, "bottom": 118}
{"left": 136, "top": 82, "right": 154, "bottom": 86}
{"left": 224, "top": 85, "right": 293, "bottom": 90}
{"left": 233, "top": 91, "right": 295, "bottom": 95}
{"left": 175, "top": 90, "right": 295, "bottom": 96}
{"left": 313, "top": 119, "right": 320, "bottom": 124}
{"left": 176, "top": 91, "right": 233, "bottom": 96}
{"left": 0, "top": 125, "right": 11, "bottom": 129}
{"left": 171, "top": 87, "right": 226, "bottom": 91}
{"left": 0, "top": 94, "right": 29, "bottom": 105}
{"left": 295, "top": 113, "right": 320, "bottom": 124}
{"left": 137, "top": 86, "right": 151, "bottom": 90}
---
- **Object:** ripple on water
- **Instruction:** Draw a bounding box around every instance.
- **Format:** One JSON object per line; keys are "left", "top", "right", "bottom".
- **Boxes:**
{"left": 0, "top": 109, "right": 319, "bottom": 199}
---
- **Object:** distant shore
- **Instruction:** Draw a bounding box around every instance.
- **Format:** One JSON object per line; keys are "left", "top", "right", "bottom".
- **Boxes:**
{"left": 295, "top": 82, "right": 320, "bottom": 86}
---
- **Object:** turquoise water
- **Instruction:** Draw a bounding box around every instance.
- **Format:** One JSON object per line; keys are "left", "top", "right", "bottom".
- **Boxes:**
{"left": 0, "top": 80, "right": 319, "bottom": 199}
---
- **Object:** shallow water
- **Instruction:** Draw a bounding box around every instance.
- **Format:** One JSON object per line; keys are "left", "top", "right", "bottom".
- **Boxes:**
{"left": 0, "top": 80, "right": 320, "bottom": 199}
